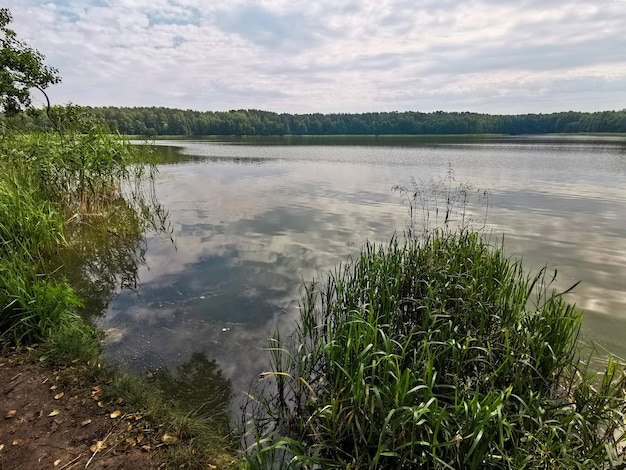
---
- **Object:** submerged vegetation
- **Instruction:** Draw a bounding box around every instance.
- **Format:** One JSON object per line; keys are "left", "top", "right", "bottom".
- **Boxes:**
{"left": 244, "top": 181, "right": 626, "bottom": 469}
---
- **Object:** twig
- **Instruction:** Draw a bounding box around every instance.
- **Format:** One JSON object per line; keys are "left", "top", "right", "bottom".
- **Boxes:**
{"left": 84, "top": 429, "right": 114, "bottom": 469}
{"left": 3, "top": 377, "right": 27, "bottom": 395}
{"left": 57, "top": 453, "right": 84, "bottom": 470}
{"left": 35, "top": 85, "right": 60, "bottom": 133}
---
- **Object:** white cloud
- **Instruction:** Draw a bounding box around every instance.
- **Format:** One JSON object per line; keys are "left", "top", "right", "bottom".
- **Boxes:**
{"left": 4, "top": 0, "right": 626, "bottom": 113}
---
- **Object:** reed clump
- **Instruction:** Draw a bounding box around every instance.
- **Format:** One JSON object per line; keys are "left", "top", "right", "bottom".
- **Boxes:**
{"left": 246, "top": 229, "right": 626, "bottom": 468}
{"left": 0, "top": 106, "right": 160, "bottom": 345}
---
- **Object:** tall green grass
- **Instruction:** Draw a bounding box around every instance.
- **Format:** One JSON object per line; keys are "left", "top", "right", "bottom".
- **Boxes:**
{"left": 0, "top": 171, "right": 81, "bottom": 343}
{"left": 2, "top": 109, "right": 157, "bottom": 217}
{"left": 245, "top": 229, "right": 626, "bottom": 468}
{"left": 0, "top": 106, "right": 163, "bottom": 345}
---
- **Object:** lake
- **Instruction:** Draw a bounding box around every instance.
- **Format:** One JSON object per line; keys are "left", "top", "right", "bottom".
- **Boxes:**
{"left": 97, "top": 135, "right": 626, "bottom": 408}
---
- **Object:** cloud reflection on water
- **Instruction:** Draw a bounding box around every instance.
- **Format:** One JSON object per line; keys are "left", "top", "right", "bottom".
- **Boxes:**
{"left": 101, "top": 154, "right": 407, "bottom": 399}
{"left": 101, "top": 138, "right": 626, "bottom": 399}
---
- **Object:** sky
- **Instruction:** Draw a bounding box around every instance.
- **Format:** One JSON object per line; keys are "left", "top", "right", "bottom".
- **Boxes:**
{"left": 5, "top": 0, "right": 626, "bottom": 114}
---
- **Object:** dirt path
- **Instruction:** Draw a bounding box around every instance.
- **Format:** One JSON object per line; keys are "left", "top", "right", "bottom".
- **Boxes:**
{"left": 0, "top": 353, "right": 165, "bottom": 469}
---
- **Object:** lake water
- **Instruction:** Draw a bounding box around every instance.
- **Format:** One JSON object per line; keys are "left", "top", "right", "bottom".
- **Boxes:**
{"left": 98, "top": 135, "right": 626, "bottom": 407}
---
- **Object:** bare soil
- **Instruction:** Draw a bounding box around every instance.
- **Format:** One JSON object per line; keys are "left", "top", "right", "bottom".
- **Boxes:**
{"left": 0, "top": 352, "right": 165, "bottom": 470}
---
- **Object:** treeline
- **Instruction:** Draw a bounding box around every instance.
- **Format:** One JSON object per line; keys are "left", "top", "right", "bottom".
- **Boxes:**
{"left": 7, "top": 106, "right": 626, "bottom": 136}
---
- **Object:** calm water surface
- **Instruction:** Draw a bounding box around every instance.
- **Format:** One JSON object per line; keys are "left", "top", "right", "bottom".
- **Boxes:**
{"left": 100, "top": 135, "right": 626, "bottom": 404}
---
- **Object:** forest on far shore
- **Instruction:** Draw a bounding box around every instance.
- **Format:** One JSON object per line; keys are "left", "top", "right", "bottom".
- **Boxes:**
{"left": 6, "top": 106, "right": 626, "bottom": 136}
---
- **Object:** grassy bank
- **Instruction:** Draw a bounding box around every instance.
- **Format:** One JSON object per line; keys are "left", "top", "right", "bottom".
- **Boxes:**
{"left": 0, "top": 109, "right": 239, "bottom": 468}
{"left": 245, "top": 228, "right": 626, "bottom": 468}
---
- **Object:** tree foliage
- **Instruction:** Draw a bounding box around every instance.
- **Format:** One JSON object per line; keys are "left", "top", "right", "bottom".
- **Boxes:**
{"left": 0, "top": 8, "right": 60, "bottom": 115}
{"left": 14, "top": 106, "right": 625, "bottom": 136}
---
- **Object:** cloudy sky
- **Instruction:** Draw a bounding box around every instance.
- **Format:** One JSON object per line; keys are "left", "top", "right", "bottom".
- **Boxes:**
{"left": 5, "top": 0, "right": 626, "bottom": 114}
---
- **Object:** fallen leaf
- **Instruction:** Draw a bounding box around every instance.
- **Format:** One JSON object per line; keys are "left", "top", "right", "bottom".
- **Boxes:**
{"left": 106, "top": 377, "right": 114, "bottom": 384}
{"left": 134, "top": 414, "right": 143, "bottom": 420}
{"left": 161, "top": 432, "right": 179, "bottom": 445}
{"left": 12, "top": 439, "right": 23, "bottom": 446}
{"left": 48, "top": 409, "right": 61, "bottom": 417}
{"left": 127, "top": 423, "right": 133, "bottom": 431}
{"left": 54, "top": 392, "right": 64, "bottom": 400}
{"left": 5, "top": 410, "right": 16, "bottom": 419}
{"left": 97, "top": 401, "right": 104, "bottom": 408}
{"left": 54, "top": 459, "right": 62, "bottom": 466}
{"left": 110, "top": 410, "right": 122, "bottom": 419}
{"left": 0, "top": 444, "right": 4, "bottom": 452}
{"left": 81, "top": 419, "right": 92, "bottom": 427}
{"left": 141, "top": 445, "right": 151, "bottom": 452}
{"left": 126, "top": 437, "right": 137, "bottom": 447}
{"left": 50, "top": 385, "right": 58, "bottom": 391}
{"left": 90, "top": 440, "right": 106, "bottom": 453}
{"left": 115, "top": 397, "right": 124, "bottom": 404}
{"left": 137, "top": 433, "right": 144, "bottom": 444}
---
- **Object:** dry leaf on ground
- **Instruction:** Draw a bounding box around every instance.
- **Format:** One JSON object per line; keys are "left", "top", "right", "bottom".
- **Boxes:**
{"left": 90, "top": 440, "right": 107, "bottom": 453}
{"left": 161, "top": 433, "right": 179, "bottom": 445}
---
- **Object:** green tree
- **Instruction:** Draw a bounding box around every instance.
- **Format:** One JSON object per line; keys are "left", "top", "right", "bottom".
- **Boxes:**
{"left": 0, "top": 8, "right": 60, "bottom": 115}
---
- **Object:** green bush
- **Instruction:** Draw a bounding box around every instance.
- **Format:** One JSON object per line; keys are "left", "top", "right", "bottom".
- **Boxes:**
{"left": 246, "top": 230, "right": 626, "bottom": 469}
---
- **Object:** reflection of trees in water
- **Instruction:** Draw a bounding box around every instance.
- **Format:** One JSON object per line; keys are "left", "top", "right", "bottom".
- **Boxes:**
{"left": 152, "top": 144, "right": 274, "bottom": 166}
{"left": 49, "top": 191, "right": 171, "bottom": 322}
{"left": 149, "top": 352, "right": 233, "bottom": 432}
{"left": 152, "top": 145, "right": 202, "bottom": 165}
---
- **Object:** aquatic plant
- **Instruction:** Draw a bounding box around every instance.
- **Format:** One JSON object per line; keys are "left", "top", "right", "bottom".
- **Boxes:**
{"left": 392, "top": 165, "right": 489, "bottom": 236}
{"left": 0, "top": 107, "right": 167, "bottom": 344}
{"left": 245, "top": 228, "right": 626, "bottom": 468}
